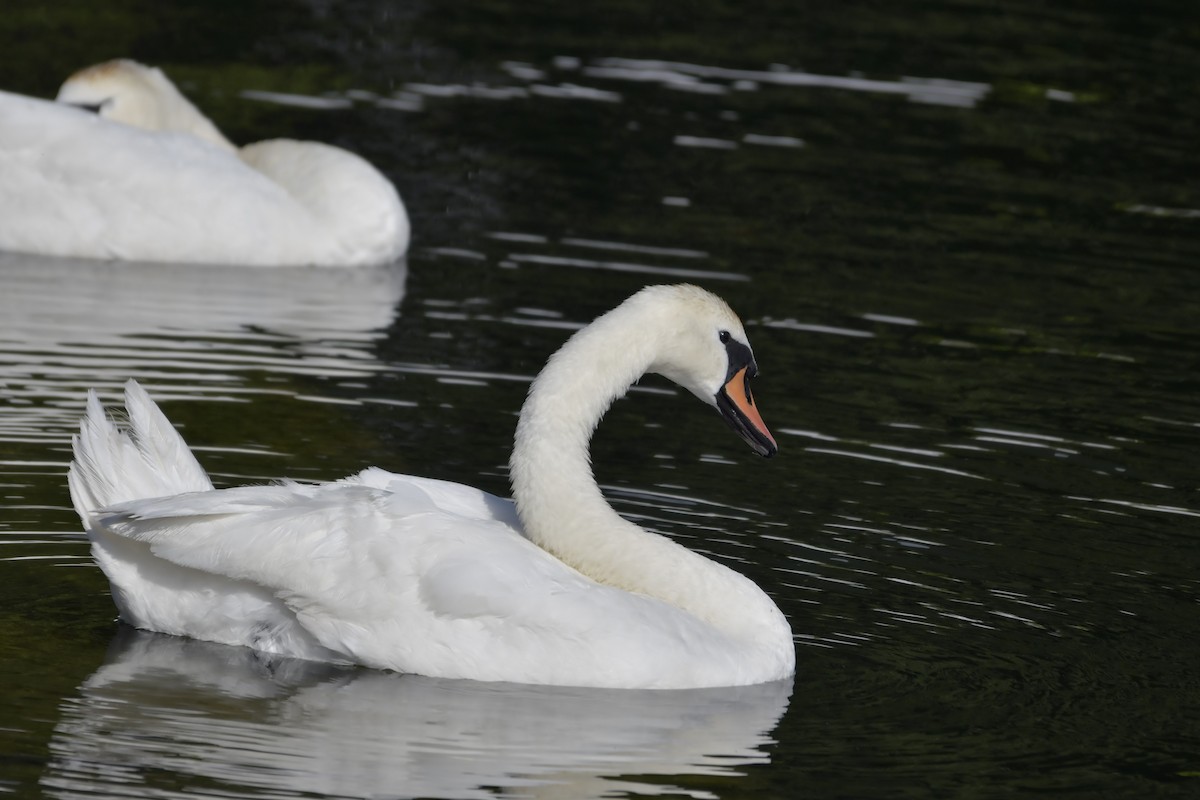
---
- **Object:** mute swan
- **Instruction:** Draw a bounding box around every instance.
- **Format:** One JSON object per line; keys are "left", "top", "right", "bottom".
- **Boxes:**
{"left": 68, "top": 285, "right": 795, "bottom": 689}
{"left": 0, "top": 59, "right": 408, "bottom": 266}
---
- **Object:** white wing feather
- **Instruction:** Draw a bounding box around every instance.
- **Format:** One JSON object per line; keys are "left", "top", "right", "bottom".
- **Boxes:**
{"left": 96, "top": 473, "right": 736, "bottom": 685}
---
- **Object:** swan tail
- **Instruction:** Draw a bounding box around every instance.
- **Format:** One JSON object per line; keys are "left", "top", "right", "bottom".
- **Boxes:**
{"left": 69, "top": 380, "right": 213, "bottom": 528}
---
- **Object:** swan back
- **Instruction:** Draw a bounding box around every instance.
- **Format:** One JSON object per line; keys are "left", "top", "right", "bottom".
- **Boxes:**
{"left": 56, "top": 59, "right": 235, "bottom": 152}
{"left": 0, "top": 59, "right": 409, "bottom": 266}
{"left": 0, "top": 98, "right": 342, "bottom": 266}
{"left": 240, "top": 139, "right": 410, "bottom": 265}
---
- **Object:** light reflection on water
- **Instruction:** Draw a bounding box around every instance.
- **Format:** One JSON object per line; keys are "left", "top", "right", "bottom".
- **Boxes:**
{"left": 244, "top": 54, "right": 1003, "bottom": 114}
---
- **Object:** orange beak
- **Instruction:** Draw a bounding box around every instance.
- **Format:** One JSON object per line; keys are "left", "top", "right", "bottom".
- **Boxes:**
{"left": 716, "top": 366, "right": 778, "bottom": 457}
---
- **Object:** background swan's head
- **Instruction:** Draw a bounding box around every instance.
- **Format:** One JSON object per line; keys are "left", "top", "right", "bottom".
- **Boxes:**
{"left": 56, "top": 59, "right": 236, "bottom": 152}
{"left": 634, "top": 285, "right": 778, "bottom": 457}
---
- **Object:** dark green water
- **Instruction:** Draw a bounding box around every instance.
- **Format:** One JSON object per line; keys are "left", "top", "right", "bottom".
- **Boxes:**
{"left": 2, "top": 1, "right": 1199, "bottom": 797}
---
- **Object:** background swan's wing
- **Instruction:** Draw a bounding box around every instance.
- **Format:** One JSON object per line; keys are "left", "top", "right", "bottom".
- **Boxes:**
{"left": 240, "top": 140, "right": 409, "bottom": 263}
{"left": 0, "top": 90, "right": 334, "bottom": 265}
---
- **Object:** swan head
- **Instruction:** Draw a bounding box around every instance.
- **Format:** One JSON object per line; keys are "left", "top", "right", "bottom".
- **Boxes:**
{"left": 635, "top": 285, "right": 778, "bottom": 458}
{"left": 57, "top": 60, "right": 177, "bottom": 126}
{"left": 55, "top": 59, "right": 236, "bottom": 151}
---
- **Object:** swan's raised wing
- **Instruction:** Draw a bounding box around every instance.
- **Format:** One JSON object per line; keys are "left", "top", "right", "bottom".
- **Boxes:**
{"left": 349, "top": 466, "right": 523, "bottom": 528}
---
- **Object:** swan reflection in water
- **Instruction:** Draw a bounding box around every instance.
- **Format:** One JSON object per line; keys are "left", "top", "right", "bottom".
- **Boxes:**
{"left": 42, "top": 628, "right": 792, "bottom": 800}
{"left": 0, "top": 250, "right": 406, "bottom": 402}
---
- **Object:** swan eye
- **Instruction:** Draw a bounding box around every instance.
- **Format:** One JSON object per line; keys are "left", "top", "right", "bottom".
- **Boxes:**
{"left": 69, "top": 99, "right": 110, "bottom": 115}
{"left": 718, "top": 330, "right": 731, "bottom": 344}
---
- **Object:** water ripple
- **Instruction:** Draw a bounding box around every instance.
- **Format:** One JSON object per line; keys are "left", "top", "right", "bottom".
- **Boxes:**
{"left": 0, "top": 252, "right": 407, "bottom": 444}
{"left": 584, "top": 57, "right": 994, "bottom": 108}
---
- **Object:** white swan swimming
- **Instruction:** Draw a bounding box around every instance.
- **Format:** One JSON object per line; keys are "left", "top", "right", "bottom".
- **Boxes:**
{"left": 0, "top": 59, "right": 409, "bottom": 267}
{"left": 68, "top": 285, "right": 795, "bottom": 689}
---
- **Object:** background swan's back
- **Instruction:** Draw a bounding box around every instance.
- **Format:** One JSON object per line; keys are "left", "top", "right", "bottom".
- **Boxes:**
{"left": 239, "top": 138, "right": 409, "bottom": 266}
{"left": 0, "top": 62, "right": 409, "bottom": 267}
{"left": 0, "top": 92, "right": 308, "bottom": 264}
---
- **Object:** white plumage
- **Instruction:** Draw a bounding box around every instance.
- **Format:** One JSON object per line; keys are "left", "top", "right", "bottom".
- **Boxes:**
{"left": 0, "top": 59, "right": 408, "bottom": 267}
{"left": 69, "top": 285, "right": 795, "bottom": 689}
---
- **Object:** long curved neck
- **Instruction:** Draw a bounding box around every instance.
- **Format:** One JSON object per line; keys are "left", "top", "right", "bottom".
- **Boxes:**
{"left": 99, "top": 65, "right": 236, "bottom": 153}
{"left": 133, "top": 77, "right": 237, "bottom": 153}
{"left": 510, "top": 307, "right": 652, "bottom": 563}
{"left": 508, "top": 304, "right": 785, "bottom": 641}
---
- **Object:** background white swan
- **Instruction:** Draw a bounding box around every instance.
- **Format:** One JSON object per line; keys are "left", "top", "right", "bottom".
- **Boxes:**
{"left": 68, "top": 284, "right": 795, "bottom": 689}
{"left": 0, "top": 59, "right": 409, "bottom": 267}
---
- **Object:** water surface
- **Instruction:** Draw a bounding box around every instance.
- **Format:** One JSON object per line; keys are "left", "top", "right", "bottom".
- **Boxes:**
{"left": 1, "top": 1, "right": 1198, "bottom": 798}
